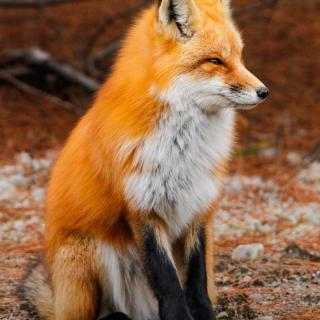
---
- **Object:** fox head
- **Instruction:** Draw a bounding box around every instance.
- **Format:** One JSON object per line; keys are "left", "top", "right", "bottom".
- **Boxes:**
{"left": 123, "top": 0, "right": 268, "bottom": 113}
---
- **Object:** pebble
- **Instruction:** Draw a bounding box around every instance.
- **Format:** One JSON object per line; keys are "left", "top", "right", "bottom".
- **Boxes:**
{"left": 216, "top": 311, "right": 228, "bottom": 319}
{"left": 240, "top": 275, "right": 252, "bottom": 284}
{"left": 232, "top": 243, "right": 264, "bottom": 261}
{"left": 31, "top": 187, "right": 45, "bottom": 203}
{"left": 260, "top": 147, "right": 277, "bottom": 157}
{"left": 287, "top": 152, "right": 301, "bottom": 165}
{"left": 250, "top": 293, "right": 264, "bottom": 301}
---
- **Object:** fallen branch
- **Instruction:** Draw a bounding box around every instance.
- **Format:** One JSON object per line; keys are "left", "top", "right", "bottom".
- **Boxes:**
{"left": 0, "top": 66, "right": 32, "bottom": 78}
{"left": 93, "top": 40, "right": 122, "bottom": 62}
{"left": 0, "top": 48, "right": 100, "bottom": 91}
{"left": 0, "top": 0, "right": 86, "bottom": 8}
{"left": 0, "top": 69, "right": 78, "bottom": 113}
{"left": 86, "top": 39, "right": 121, "bottom": 76}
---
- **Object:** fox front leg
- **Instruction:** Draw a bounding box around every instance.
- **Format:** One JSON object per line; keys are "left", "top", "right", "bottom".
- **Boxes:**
{"left": 184, "top": 225, "right": 215, "bottom": 320}
{"left": 139, "top": 224, "right": 193, "bottom": 320}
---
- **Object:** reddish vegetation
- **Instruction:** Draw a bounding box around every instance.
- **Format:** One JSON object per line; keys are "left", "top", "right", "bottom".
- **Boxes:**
{"left": 0, "top": 0, "right": 319, "bottom": 319}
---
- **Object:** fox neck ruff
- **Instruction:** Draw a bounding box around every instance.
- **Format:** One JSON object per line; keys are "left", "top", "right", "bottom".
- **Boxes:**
{"left": 124, "top": 81, "right": 235, "bottom": 239}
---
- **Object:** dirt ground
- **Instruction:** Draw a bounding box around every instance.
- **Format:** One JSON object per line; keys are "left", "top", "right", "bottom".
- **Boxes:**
{"left": 0, "top": 0, "right": 320, "bottom": 319}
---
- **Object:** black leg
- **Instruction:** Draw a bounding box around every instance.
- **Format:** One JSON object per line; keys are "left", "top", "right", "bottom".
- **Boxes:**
{"left": 142, "top": 226, "right": 193, "bottom": 320}
{"left": 185, "top": 226, "right": 215, "bottom": 320}
{"left": 101, "top": 312, "right": 132, "bottom": 320}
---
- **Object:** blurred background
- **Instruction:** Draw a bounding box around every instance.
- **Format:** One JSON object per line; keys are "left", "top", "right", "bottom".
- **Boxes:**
{"left": 0, "top": 1, "right": 320, "bottom": 319}
{"left": 0, "top": 0, "right": 319, "bottom": 171}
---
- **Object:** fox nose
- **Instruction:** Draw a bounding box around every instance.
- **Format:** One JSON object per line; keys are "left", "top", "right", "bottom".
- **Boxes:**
{"left": 256, "top": 87, "right": 270, "bottom": 100}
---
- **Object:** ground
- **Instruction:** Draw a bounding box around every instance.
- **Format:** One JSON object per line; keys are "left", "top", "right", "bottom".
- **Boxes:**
{"left": 1, "top": 152, "right": 320, "bottom": 320}
{"left": 0, "top": 0, "right": 320, "bottom": 319}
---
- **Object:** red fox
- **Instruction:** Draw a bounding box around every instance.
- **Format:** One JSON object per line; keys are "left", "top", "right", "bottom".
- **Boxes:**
{"left": 22, "top": 0, "right": 269, "bottom": 319}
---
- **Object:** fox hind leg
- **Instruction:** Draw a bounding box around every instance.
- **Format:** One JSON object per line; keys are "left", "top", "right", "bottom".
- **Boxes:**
{"left": 51, "top": 235, "right": 99, "bottom": 320}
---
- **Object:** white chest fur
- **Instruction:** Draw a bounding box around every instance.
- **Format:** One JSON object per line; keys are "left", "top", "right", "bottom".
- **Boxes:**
{"left": 124, "top": 106, "right": 235, "bottom": 239}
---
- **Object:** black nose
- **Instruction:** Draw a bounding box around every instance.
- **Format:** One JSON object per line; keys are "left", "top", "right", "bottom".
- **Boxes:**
{"left": 256, "top": 87, "right": 270, "bottom": 100}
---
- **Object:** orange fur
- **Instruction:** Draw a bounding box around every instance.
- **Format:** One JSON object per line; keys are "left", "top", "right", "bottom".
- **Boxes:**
{"left": 22, "top": 1, "right": 267, "bottom": 318}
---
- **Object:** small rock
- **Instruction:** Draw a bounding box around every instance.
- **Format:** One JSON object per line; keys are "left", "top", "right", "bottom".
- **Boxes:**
{"left": 14, "top": 220, "right": 25, "bottom": 232}
{"left": 287, "top": 152, "right": 301, "bottom": 165}
{"left": 216, "top": 311, "right": 228, "bottom": 319}
{"left": 31, "top": 187, "right": 45, "bottom": 203}
{"left": 240, "top": 275, "right": 252, "bottom": 285}
{"left": 17, "top": 152, "right": 33, "bottom": 173}
{"left": 250, "top": 293, "right": 264, "bottom": 301}
{"left": 232, "top": 243, "right": 264, "bottom": 261}
{"left": 260, "top": 147, "right": 276, "bottom": 157}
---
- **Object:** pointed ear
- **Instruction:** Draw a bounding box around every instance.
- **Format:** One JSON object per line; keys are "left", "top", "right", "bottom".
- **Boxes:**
{"left": 157, "top": 0, "right": 198, "bottom": 40}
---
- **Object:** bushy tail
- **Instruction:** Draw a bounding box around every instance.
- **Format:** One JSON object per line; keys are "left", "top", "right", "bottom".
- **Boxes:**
{"left": 20, "top": 262, "right": 54, "bottom": 320}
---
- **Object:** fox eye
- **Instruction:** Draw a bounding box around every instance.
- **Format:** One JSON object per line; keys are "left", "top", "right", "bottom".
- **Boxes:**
{"left": 207, "top": 58, "right": 224, "bottom": 66}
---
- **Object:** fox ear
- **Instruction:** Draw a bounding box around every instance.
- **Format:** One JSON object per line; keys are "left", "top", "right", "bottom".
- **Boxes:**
{"left": 157, "top": 0, "right": 198, "bottom": 40}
